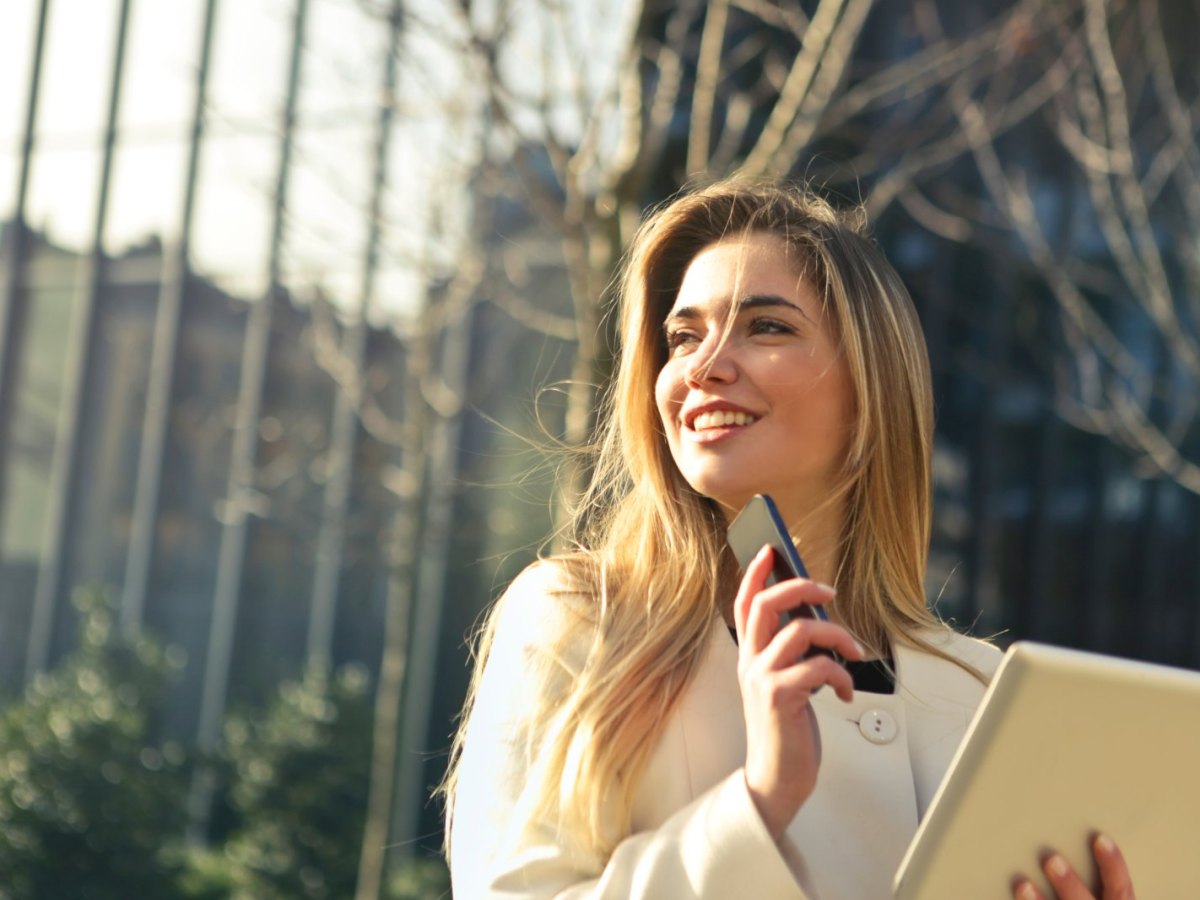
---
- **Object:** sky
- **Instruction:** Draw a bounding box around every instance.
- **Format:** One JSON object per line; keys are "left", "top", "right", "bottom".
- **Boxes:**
{"left": 0, "top": 0, "right": 477, "bottom": 318}
{"left": 0, "top": 0, "right": 637, "bottom": 320}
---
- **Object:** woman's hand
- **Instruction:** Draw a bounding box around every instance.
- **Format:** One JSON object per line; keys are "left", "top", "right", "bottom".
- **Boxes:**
{"left": 1012, "top": 834, "right": 1136, "bottom": 900}
{"left": 732, "top": 545, "right": 864, "bottom": 841}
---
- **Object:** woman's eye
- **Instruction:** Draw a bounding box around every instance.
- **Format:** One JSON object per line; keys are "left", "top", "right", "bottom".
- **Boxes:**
{"left": 748, "top": 317, "right": 794, "bottom": 336}
{"left": 664, "top": 329, "right": 699, "bottom": 352}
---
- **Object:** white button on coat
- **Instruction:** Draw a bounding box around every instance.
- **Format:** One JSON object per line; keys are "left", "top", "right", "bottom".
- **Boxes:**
{"left": 859, "top": 708, "right": 899, "bottom": 744}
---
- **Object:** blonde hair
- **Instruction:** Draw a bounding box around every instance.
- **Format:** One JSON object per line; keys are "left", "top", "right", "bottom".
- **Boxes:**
{"left": 443, "top": 178, "right": 973, "bottom": 865}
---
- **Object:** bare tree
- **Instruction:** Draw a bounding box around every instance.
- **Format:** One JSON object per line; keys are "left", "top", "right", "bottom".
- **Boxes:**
{"left": 305, "top": 163, "right": 488, "bottom": 894}
{"left": 902, "top": 0, "right": 1200, "bottom": 490}
{"left": 399, "top": 0, "right": 1071, "bottom": 533}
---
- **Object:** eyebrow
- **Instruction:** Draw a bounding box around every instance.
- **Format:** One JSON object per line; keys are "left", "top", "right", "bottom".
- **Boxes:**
{"left": 663, "top": 293, "right": 812, "bottom": 325}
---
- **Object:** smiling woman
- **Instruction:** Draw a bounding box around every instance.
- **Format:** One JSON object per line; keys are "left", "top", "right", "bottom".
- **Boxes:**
{"left": 655, "top": 232, "right": 854, "bottom": 587}
{"left": 439, "top": 179, "right": 1135, "bottom": 899}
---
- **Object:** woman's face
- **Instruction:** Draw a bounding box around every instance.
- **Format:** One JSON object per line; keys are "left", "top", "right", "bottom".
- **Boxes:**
{"left": 654, "top": 232, "right": 854, "bottom": 521}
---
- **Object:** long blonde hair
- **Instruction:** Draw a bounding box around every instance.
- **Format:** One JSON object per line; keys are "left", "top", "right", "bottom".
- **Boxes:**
{"left": 444, "top": 178, "right": 968, "bottom": 865}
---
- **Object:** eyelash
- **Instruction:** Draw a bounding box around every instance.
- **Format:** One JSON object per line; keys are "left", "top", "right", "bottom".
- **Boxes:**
{"left": 663, "top": 329, "right": 698, "bottom": 351}
{"left": 748, "top": 317, "right": 794, "bottom": 336}
{"left": 664, "top": 317, "right": 795, "bottom": 351}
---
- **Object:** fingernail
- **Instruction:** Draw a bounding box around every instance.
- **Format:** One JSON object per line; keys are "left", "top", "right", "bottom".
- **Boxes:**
{"left": 853, "top": 640, "right": 866, "bottom": 656}
{"left": 815, "top": 582, "right": 836, "bottom": 596}
{"left": 1095, "top": 833, "right": 1115, "bottom": 854}
{"left": 1015, "top": 881, "right": 1037, "bottom": 900}
{"left": 1046, "top": 855, "right": 1068, "bottom": 878}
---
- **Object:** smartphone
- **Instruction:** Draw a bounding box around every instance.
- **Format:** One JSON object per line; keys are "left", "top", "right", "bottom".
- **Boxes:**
{"left": 726, "top": 493, "right": 830, "bottom": 624}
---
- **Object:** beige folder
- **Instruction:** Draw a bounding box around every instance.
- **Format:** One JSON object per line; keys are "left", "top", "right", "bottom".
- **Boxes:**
{"left": 893, "top": 641, "right": 1200, "bottom": 899}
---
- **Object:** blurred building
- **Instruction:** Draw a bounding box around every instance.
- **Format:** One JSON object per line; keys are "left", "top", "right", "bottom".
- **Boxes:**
{"left": 0, "top": 223, "right": 404, "bottom": 730}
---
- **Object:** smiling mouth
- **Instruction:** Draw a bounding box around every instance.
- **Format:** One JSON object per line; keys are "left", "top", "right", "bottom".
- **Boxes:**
{"left": 689, "top": 410, "right": 759, "bottom": 431}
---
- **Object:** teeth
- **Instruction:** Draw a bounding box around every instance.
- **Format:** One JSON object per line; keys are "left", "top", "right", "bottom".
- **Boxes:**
{"left": 691, "top": 410, "right": 757, "bottom": 430}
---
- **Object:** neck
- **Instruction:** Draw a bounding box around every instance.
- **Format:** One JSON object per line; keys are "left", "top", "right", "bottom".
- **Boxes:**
{"left": 784, "top": 498, "right": 847, "bottom": 632}
{"left": 784, "top": 504, "right": 845, "bottom": 589}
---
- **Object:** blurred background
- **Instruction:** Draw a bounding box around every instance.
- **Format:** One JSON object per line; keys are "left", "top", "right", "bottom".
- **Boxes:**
{"left": 1, "top": 0, "right": 1198, "bottom": 896}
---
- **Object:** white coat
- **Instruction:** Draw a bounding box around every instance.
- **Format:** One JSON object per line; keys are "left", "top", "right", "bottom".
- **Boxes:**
{"left": 450, "top": 563, "right": 1003, "bottom": 898}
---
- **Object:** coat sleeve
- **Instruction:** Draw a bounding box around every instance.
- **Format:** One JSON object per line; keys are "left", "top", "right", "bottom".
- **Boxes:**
{"left": 449, "top": 563, "right": 805, "bottom": 900}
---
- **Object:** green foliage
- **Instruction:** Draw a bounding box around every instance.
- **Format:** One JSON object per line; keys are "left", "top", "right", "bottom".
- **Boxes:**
{"left": 0, "top": 590, "right": 418, "bottom": 900}
{"left": 215, "top": 663, "right": 374, "bottom": 900}
{"left": 387, "top": 856, "right": 451, "bottom": 899}
{"left": 0, "top": 589, "right": 189, "bottom": 899}
{"left": 173, "top": 846, "right": 241, "bottom": 900}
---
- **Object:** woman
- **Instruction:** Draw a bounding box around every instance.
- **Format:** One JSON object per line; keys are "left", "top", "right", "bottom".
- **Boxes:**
{"left": 442, "top": 180, "right": 1134, "bottom": 898}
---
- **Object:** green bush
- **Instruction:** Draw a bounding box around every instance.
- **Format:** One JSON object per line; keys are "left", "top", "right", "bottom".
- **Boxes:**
{"left": 387, "top": 856, "right": 451, "bottom": 899}
{"left": 214, "top": 663, "right": 374, "bottom": 899}
{"left": 0, "top": 589, "right": 189, "bottom": 899}
{"left": 0, "top": 590, "right": 431, "bottom": 899}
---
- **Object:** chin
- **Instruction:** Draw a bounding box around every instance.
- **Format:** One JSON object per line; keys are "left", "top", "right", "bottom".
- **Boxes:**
{"left": 676, "top": 458, "right": 789, "bottom": 516}
{"left": 686, "top": 479, "right": 754, "bottom": 518}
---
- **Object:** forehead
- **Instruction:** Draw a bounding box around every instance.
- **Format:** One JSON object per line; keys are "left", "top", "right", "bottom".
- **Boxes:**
{"left": 665, "top": 232, "right": 817, "bottom": 317}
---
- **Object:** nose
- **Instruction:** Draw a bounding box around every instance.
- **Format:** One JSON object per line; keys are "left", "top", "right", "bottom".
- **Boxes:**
{"left": 683, "top": 334, "right": 738, "bottom": 386}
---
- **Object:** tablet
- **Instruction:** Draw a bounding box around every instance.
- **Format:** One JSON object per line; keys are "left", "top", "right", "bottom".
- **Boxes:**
{"left": 893, "top": 641, "right": 1200, "bottom": 899}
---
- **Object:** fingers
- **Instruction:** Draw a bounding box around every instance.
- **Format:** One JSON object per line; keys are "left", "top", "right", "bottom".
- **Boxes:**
{"left": 1039, "top": 854, "right": 1091, "bottom": 900}
{"left": 767, "top": 651, "right": 856, "bottom": 703}
{"left": 745, "top": 580, "right": 837, "bottom": 656}
{"left": 1011, "top": 854, "right": 1087, "bottom": 900}
{"left": 732, "top": 545, "right": 864, "bottom": 707}
{"left": 759, "top": 618, "right": 863, "bottom": 686}
{"left": 746, "top": 582, "right": 854, "bottom": 662}
{"left": 1092, "top": 834, "right": 1135, "bottom": 900}
{"left": 1011, "top": 836, "right": 1135, "bottom": 900}
{"left": 733, "top": 545, "right": 773, "bottom": 646}
{"left": 737, "top": 550, "right": 840, "bottom": 655}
